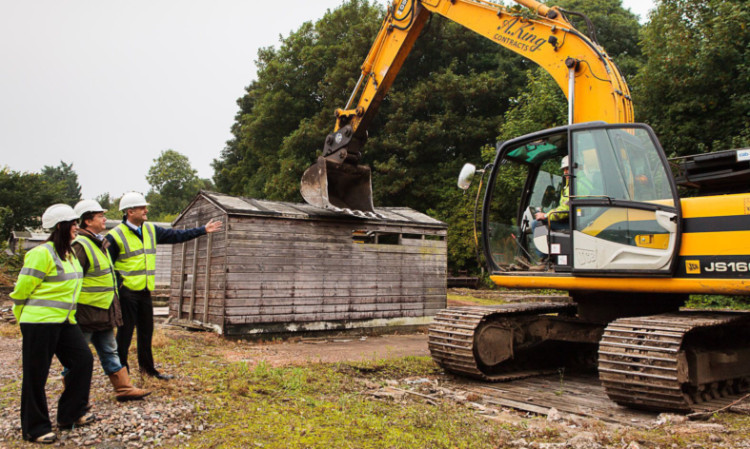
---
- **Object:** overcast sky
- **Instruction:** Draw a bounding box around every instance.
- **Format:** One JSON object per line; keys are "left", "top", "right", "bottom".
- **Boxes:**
{"left": 0, "top": 0, "right": 655, "bottom": 200}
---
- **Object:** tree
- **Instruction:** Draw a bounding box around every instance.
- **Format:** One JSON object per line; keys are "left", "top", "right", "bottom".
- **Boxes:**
{"left": 552, "top": 0, "right": 644, "bottom": 79}
{"left": 0, "top": 167, "right": 66, "bottom": 239}
{"left": 41, "top": 161, "right": 82, "bottom": 205}
{"left": 146, "top": 150, "right": 213, "bottom": 220}
{"left": 213, "top": 0, "right": 386, "bottom": 198}
{"left": 498, "top": 0, "right": 643, "bottom": 144}
{"left": 95, "top": 192, "right": 113, "bottom": 211}
{"left": 635, "top": 0, "right": 750, "bottom": 155}
{"left": 212, "top": 0, "right": 643, "bottom": 274}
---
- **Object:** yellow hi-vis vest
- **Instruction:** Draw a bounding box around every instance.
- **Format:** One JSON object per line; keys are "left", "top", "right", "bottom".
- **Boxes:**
{"left": 109, "top": 222, "right": 157, "bottom": 291}
{"left": 10, "top": 242, "right": 83, "bottom": 324}
{"left": 73, "top": 235, "right": 117, "bottom": 309}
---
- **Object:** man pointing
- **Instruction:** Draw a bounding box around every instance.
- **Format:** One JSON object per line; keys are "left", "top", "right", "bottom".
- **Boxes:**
{"left": 107, "top": 192, "right": 222, "bottom": 380}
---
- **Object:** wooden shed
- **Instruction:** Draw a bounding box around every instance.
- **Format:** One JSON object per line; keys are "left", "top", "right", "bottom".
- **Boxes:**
{"left": 168, "top": 191, "right": 447, "bottom": 336}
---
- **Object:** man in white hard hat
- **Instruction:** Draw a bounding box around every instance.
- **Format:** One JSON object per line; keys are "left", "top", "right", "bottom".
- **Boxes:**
{"left": 64, "top": 199, "right": 149, "bottom": 401}
{"left": 106, "top": 192, "right": 222, "bottom": 380}
{"left": 529, "top": 155, "right": 572, "bottom": 264}
{"left": 534, "top": 155, "right": 572, "bottom": 227}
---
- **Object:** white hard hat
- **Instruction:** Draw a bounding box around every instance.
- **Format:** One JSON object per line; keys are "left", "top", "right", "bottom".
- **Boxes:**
{"left": 74, "top": 199, "right": 107, "bottom": 217}
{"left": 42, "top": 204, "right": 80, "bottom": 229}
{"left": 561, "top": 156, "right": 569, "bottom": 170}
{"left": 118, "top": 191, "right": 149, "bottom": 211}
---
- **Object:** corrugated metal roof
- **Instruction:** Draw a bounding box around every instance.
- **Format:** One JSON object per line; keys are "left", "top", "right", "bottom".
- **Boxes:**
{"left": 199, "top": 191, "right": 445, "bottom": 227}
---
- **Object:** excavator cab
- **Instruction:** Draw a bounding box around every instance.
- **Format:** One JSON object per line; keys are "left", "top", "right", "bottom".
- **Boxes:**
{"left": 482, "top": 122, "right": 682, "bottom": 275}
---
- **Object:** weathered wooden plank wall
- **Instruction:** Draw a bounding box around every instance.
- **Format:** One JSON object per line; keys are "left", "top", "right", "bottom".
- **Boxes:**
{"left": 168, "top": 196, "right": 227, "bottom": 328}
{"left": 154, "top": 245, "right": 172, "bottom": 287}
{"left": 168, "top": 193, "right": 447, "bottom": 336}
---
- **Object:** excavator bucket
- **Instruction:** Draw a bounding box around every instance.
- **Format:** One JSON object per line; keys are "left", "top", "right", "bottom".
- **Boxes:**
{"left": 300, "top": 156, "right": 376, "bottom": 215}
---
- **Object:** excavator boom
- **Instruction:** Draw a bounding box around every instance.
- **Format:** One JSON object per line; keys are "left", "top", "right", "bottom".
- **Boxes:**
{"left": 301, "top": 0, "right": 633, "bottom": 213}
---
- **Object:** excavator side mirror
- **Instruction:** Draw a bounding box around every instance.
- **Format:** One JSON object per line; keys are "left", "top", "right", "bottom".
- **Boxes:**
{"left": 458, "top": 163, "right": 477, "bottom": 190}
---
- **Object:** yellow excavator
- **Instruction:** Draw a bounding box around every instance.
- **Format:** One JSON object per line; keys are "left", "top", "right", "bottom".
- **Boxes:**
{"left": 301, "top": 0, "right": 750, "bottom": 413}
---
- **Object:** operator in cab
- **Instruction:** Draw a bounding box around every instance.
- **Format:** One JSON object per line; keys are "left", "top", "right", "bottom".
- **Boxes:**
{"left": 530, "top": 155, "right": 594, "bottom": 264}
{"left": 534, "top": 156, "right": 571, "bottom": 230}
{"left": 529, "top": 156, "right": 572, "bottom": 263}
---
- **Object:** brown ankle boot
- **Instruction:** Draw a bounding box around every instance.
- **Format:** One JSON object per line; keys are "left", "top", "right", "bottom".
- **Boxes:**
{"left": 109, "top": 367, "right": 151, "bottom": 402}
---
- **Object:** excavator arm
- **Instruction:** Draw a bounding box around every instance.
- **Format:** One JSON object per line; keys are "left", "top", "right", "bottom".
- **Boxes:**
{"left": 301, "top": 0, "right": 633, "bottom": 214}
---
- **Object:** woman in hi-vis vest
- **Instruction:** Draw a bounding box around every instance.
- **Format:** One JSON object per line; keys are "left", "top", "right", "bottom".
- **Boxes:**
{"left": 10, "top": 204, "right": 95, "bottom": 444}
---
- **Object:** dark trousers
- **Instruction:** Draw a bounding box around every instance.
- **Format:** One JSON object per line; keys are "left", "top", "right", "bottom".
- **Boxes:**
{"left": 20, "top": 322, "right": 92, "bottom": 441}
{"left": 116, "top": 288, "right": 158, "bottom": 375}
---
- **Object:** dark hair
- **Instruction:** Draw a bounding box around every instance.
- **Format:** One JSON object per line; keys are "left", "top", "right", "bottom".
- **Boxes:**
{"left": 46, "top": 220, "right": 77, "bottom": 259}
{"left": 79, "top": 211, "right": 96, "bottom": 229}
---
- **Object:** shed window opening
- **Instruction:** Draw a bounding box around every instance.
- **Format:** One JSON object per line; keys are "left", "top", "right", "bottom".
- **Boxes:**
{"left": 352, "top": 231, "right": 443, "bottom": 245}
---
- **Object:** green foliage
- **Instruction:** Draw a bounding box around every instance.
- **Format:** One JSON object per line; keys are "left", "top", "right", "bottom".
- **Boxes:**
{"left": 499, "top": 0, "right": 642, "bottom": 140}
{"left": 213, "top": 0, "right": 385, "bottom": 199}
{"left": 95, "top": 192, "right": 125, "bottom": 220}
{"left": 41, "top": 161, "right": 82, "bottom": 205}
{"left": 635, "top": 0, "right": 750, "bottom": 156}
{"left": 146, "top": 149, "right": 213, "bottom": 220}
{"left": 218, "top": 0, "right": 642, "bottom": 272}
{"left": 213, "top": 1, "right": 530, "bottom": 273}
{"left": 0, "top": 239, "right": 25, "bottom": 280}
{"left": 686, "top": 295, "right": 750, "bottom": 310}
{"left": 95, "top": 192, "right": 114, "bottom": 211}
{"left": 553, "top": 0, "right": 644, "bottom": 78}
{"left": 497, "top": 69, "right": 567, "bottom": 142}
{"left": 0, "top": 166, "right": 69, "bottom": 239}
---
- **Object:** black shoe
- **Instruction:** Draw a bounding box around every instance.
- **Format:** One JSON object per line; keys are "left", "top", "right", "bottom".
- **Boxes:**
{"left": 58, "top": 412, "right": 96, "bottom": 430}
{"left": 33, "top": 432, "right": 57, "bottom": 444}
{"left": 144, "top": 371, "right": 174, "bottom": 380}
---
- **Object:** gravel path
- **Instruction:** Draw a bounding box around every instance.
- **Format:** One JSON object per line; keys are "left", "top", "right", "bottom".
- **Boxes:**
{"left": 0, "top": 330, "right": 209, "bottom": 448}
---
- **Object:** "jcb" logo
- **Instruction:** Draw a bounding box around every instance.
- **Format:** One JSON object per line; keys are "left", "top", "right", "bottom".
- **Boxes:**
{"left": 686, "top": 260, "right": 701, "bottom": 274}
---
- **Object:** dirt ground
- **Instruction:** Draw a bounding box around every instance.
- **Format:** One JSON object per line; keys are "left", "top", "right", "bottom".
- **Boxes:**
{"left": 200, "top": 289, "right": 519, "bottom": 367}
{"left": 218, "top": 332, "right": 431, "bottom": 366}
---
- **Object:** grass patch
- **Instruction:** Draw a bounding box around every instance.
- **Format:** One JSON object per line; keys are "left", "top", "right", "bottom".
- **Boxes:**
{"left": 685, "top": 295, "right": 750, "bottom": 310}
{"left": 446, "top": 294, "right": 507, "bottom": 306}
{"left": 339, "top": 356, "right": 440, "bottom": 380}
{"left": 148, "top": 333, "right": 502, "bottom": 449}
{"left": 180, "top": 357, "right": 500, "bottom": 449}
{"left": 0, "top": 322, "right": 20, "bottom": 338}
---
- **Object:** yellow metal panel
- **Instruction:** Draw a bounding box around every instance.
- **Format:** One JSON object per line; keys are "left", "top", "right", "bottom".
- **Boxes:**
{"left": 680, "top": 193, "right": 750, "bottom": 219}
{"left": 342, "top": 0, "right": 634, "bottom": 136}
{"left": 634, "top": 233, "right": 669, "bottom": 249}
{"left": 679, "top": 231, "right": 750, "bottom": 256}
{"left": 420, "top": 0, "right": 633, "bottom": 124}
{"left": 490, "top": 274, "right": 750, "bottom": 295}
{"left": 579, "top": 208, "right": 658, "bottom": 237}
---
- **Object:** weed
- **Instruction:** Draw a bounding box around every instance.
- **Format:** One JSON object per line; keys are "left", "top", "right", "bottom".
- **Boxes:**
{"left": 686, "top": 294, "right": 750, "bottom": 310}
{"left": 150, "top": 328, "right": 170, "bottom": 348}
{"left": 0, "top": 322, "right": 20, "bottom": 338}
{"left": 143, "top": 329, "right": 505, "bottom": 448}
{"left": 555, "top": 367, "right": 565, "bottom": 396}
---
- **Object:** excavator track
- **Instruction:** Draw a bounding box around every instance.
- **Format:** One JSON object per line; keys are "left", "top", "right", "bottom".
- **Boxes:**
{"left": 428, "top": 303, "right": 577, "bottom": 381}
{"left": 599, "top": 312, "right": 750, "bottom": 412}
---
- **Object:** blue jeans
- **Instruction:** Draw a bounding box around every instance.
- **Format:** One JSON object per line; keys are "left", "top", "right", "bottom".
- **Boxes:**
{"left": 63, "top": 329, "right": 123, "bottom": 376}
